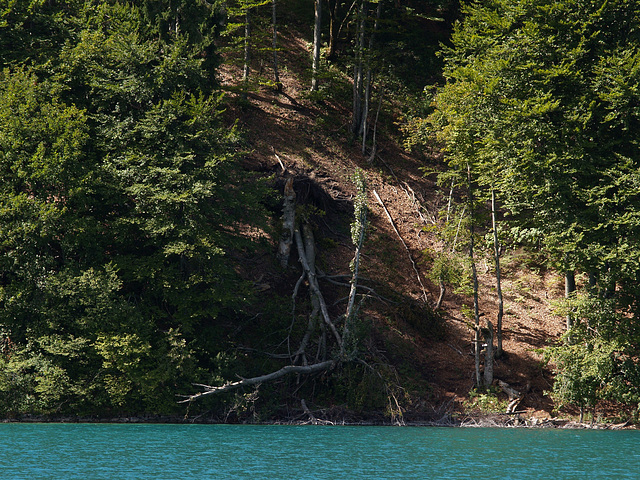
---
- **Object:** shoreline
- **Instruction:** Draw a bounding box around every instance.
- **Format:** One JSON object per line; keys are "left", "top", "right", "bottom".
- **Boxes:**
{"left": 2, "top": 413, "right": 635, "bottom": 430}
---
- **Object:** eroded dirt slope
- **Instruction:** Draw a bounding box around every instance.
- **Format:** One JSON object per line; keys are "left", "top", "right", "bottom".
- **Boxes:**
{"left": 219, "top": 24, "right": 566, "bottom": 421}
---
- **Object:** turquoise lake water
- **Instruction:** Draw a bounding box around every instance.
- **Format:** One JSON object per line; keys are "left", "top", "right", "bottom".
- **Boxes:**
{"left": 0, "top": 424, "right": 638, "bottom": 479}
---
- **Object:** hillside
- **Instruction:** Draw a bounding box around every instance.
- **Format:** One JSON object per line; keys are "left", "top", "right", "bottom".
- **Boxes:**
{"left": 216, "top": 22, "right": 568, "bottom": 424}
{"left": 6, "top": 0, "right": 637, "bottom": 426}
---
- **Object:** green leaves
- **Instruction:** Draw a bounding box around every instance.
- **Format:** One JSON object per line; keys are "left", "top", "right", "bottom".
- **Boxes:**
{"left": 0, "top": 1, "right": 268, "bottom": 415}
{"left": 429, "top": 0, "right": 640, "bottom": 413}
{"left": 432, "top": 0, "right": 640, "bottom": 265}
{"left": 545, "top": 292, "right": 640, "bottom": 412}
{"left": 0, "top": 68, "right": 89, "bottom": 197}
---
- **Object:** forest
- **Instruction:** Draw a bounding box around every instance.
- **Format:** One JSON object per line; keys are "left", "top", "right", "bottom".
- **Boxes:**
{"left": 0, "top": 0, "right": 639, "bottom": 425}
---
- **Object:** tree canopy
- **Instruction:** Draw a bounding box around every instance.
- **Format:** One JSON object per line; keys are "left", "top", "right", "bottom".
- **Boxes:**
{"left": 429, "top": 0, "right": 640, "bottom": 412}
{"left": 0, "top": 0, "right": 267, "bottom": 415}
{"left": 2, "top": 0, "right": 640, "bottom": 421}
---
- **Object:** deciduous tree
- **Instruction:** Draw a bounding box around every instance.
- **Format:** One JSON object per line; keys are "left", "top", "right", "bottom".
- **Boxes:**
{"left": 429, "top": 0, "right": 640, "bottom": 406}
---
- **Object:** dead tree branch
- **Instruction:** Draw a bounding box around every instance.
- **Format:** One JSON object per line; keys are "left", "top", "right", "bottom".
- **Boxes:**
{"left": 277, "top": 177, "right": 296, "bottom": 267}
{"left": 373, "top": 189, "right": 429, "bottom": 304}
{"left": 294, "top": 227, "right": 344, "bottom": 349}
{"left": 180, "top": 361, "right": 336, "bottom": 403}
{"left": 183, "top": 174, "right": 371, "bottom": 405}
{"left": 320, "top": 275, "right": 393, "bottom": 305}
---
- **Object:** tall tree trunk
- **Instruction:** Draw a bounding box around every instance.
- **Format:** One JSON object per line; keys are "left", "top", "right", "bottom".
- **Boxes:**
{"left": 367, "top": 90, "right": 383, "bottom": 161}
{"left": 360, "top": 1, "right": 381, "bottom": 154}
{"left": 328, "top": 0, "right": 358, "bottom": 60}
{"left": 471, "top": 239, "right": 481, "bottom": 389}
{"left": 311, "top": 0, "right": 322, "bottom": 91}
{"left": 484, "top": 320, "right": 494, "bottom": 387}
{"left": 361, "top": 68, "right": 372, "bottom": 152}
{"left": 351, "top": 1, "right": 366, "bottom": 136}
{"left": 565, "top": 270, "right": 575, "bottom": 330}
{"left": 328, "top": 0, "right": 337, "bottom": 59}
{"left": 271, "top": 0, "right": 282, "bottom": 91}
{"left": 468, "top": 164, "right": 481, "bottom": 388}
{"left": 242, "top": 6, "right": 252, "bottom": 99}
{"left": 492, "top": 189, "right": 504, "bottom": 358}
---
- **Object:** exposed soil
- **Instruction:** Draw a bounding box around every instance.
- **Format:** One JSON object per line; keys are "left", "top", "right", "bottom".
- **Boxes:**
{"left": 218, "top": 23, "right": 569, "bottom": 423}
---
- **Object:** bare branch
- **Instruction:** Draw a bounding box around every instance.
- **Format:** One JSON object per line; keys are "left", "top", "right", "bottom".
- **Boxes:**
{"left": 272, "top": 146, "right": 286, "bottom": 173}
{"left": 277, "top": 177, "right": 296, "bottom": 267}
{"left": 373, "top": 190, "right": 430, "bottom": 304}
{"left": 179, "top": 361, "right": 335, "bottom": 403}
{"left": 294, "top": 227, "right": 344, "bottom": 348}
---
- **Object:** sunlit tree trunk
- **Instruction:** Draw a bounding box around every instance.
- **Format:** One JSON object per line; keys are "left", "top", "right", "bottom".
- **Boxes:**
{"left": 242, "top": 6, "right": 251, "bottom": 92}
{"left": 492, "top": 189, "right": 504, "bottom": 357}
{"left": 311, "top": 0, "right": 322, "bottom": 91}
{"left": 271, "top": 0, "right": 282, "bottom": 91}
{"left": 468, "top": 165, "right": 482, "bottom": 388}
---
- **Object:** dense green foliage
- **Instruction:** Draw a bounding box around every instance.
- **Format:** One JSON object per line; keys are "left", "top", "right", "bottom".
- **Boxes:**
{"left": 3, "top": 0, "right": 639, "bottom": 421}
{"left": 0, "top": 0, "right": 453, "bottom": 421}
{"left": 0, "top": 0, "right": 266, "bottom": 415}
{"left": 428, "top": 0, "right": 640, "bottom": 414}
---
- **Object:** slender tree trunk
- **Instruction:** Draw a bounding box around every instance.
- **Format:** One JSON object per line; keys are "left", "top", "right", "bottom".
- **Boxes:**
{"left": 328, "top": 0, "right": 358, "bottom": 60}
{"left": 351, "top": 1, "right": 366, "bottom": 136}
{"left": 328, "top": 0, "right": 337, "bottom": 59}
{"left": 446, "top": 180, "right": 454, "bottom": 223}
{"left": 293, "top": 223, "right": 319, "bottom": 365}
{"left": 367, "top": 89, "right": 383, "bottom": 162}
{"left": 242, "top": 6, "right": 252, "bottom": 99}
{"left": 484, "top": 320, "right": 494, "bottom": 387}
{"left": 271, "top": 0, "right": 282, "bottom": 91}
{"left": 451, "top": 205, "right": 466, "bottom": 254}
{"left": 492, "top": 189, "right": 504, "bottom": 358}
{"left": 472, "top": 243, "right": 481, "bottom": 389}
{"left": 360, "top": 1, "right": 381, "bottom": 152}
{"left": 565, "top": 270, "right": 575, "bottom": 330}
{"left": 311, "top": 0, "right": 322, "bottom": 91}
{"left": 435, "top": 282, "right": 445, "bottom": 310}
{"left": 294, "top": 227, "right": 344, "bottom": 353}
{"left": 343, "top": 212, "right": 366, "bottom": 352}
{"left": 467, "top": 165, "right": 481, "bottom": 388}
{"left": 361, "top": 68, "right": 372, "bottom": 151}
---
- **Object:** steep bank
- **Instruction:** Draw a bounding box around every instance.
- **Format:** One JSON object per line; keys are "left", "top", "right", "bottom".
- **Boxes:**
{"left": 212, "top": 21, "right": 569, "bottom": 424}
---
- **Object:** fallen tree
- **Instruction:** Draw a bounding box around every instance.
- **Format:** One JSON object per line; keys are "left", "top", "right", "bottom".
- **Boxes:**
{"left": 181, "top": 361, "right": 336, "bottom": 402}
{"left": 180, "top": 170, "right": 370, "bottom": 405}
